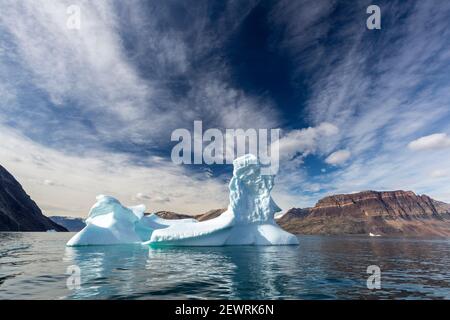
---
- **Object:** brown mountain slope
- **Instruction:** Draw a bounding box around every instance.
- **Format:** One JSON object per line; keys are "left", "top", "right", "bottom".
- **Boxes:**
{"left": 278, "top": 190, "right": 450, "bottom": 237}
{"left": 147, "top": 209, "right": 227, "bottom": 221}
{"left": 148, "top": 211, "right": 193, "bottom": 220}
{"left": 195, "top": 208, "right": 227, "bottom": 221}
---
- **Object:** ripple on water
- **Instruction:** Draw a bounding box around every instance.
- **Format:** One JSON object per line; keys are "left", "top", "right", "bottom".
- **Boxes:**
{"left": 0, "top": 233, "right": 449, "bottom": 299}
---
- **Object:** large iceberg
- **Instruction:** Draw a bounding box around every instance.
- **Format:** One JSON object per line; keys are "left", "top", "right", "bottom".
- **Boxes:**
{"left": 67, "top": 154, "right": 298, "bottom": 246}
{"left": 147, "top": 154, "right": 298, "bottom": 246}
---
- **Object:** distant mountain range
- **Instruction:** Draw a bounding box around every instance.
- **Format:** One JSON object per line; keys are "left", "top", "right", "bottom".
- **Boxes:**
{"left": 277, "top": 190, "right": 450, "bottom": 237}
{"left": 150, "top": 209, "right": 227, "bottom": 221}
{"left": 0, "top": 165, "right": 66, "bottom": 232}
{"left": 49, "top": 216, "right": 85, "bottom": 232}
{"left": 2, "top": 163, "right": 450, "bottom": 237}
{"left": 157, "top": 191, "right": 450, "bottom": 237}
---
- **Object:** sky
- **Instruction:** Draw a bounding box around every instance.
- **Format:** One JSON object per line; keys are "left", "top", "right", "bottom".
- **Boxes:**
{"left": 0, "top": 0, "right": 450, "bottom": 217}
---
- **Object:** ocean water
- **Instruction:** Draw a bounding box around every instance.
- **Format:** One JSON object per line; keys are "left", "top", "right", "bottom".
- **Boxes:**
{"left": 0, "top": 232, "right": 449, "bottom": 300}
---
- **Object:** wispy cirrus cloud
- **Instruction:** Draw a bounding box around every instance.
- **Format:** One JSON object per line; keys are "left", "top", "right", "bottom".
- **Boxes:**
{"left": 0, "top": 0, "right": 279, "bottom": 149}
{"left": 0, "top": 1, "right": 284, "bottom": 215}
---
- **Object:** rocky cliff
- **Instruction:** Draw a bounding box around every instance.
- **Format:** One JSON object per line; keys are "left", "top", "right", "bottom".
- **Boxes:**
{"left": 0, "top": 165, "right": 67, "bottom": 231}
{"left": 278, "top": 190, "right": 450, "bottom": 237}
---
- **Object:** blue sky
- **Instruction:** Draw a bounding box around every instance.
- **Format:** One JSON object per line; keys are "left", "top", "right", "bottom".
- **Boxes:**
{"left": 1, "top": 0, "right": 450, "bottom": 217}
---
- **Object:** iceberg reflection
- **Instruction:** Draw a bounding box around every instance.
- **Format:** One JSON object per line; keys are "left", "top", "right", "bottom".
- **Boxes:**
{"left": 63, "top": 244, "right": 300, "bottom": 299}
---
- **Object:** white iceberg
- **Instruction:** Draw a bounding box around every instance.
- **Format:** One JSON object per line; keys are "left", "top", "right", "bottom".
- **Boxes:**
{"left": 146, "top": 154, "right": 299, "bottom": 246}
{"left": 66, "top": 195, "right": 195, "bottom": 246}
{"left": 67, "top": 154, "right": 298, "bottom": 246}
{"left": 66, "top": 195, "right": 144, "bottom": 246}
{"left": 369, "top": 232, "right": 381, "bottom": 237}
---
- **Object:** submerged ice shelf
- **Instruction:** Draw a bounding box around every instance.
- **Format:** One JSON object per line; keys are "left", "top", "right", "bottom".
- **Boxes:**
{"left": 67, "top": 154, "right": 298, "bottom": 246}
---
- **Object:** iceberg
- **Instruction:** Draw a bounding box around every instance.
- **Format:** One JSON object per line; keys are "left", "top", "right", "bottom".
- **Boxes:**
{"left": 67, "top": 154, "right": 298, "bottom": 246}
{"left": 67, "top": 195, "right": 144, "bottom": 246}
{"left": 146, "top": 154, "right": 298, "bottom": 246}
{"left": 66, "top": 195, "right": 196, "bottom": 246}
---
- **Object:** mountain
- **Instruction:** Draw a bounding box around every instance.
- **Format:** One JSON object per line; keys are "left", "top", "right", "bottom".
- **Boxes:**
{"left": 195, "top": 208, "right": 227, "bottom": 221}
{"left": 0, "top": 165, "right": 67, "bottom": 232}
{"left": 148, "top": 209, "right": 227, "bottom": 221}
{"left": 151, "top": 211, "right": 193, "bottom": 220}
{"left": 49, "top": 216, "right": 86, "bottom": 232}
{"left": 278, "top": 190, "right": 450, "bottom": 237}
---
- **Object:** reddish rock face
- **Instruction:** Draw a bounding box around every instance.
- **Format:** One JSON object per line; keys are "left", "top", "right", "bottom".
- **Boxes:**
{"left": 144, "top": 191, "right": 450, "bottom": 237}
{"left": 278, "top": 190, "right": 450, "bottom": 237}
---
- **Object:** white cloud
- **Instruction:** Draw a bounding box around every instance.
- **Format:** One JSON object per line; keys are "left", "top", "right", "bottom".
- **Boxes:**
{"left": 278, "top": 122, "right": 339, "bottom": 160}
{"left": 43, "top": 179, "right": 55, "bottom": 186}
{"left": 135, "top": 193, "right": 151, "bottom": 200}
{"left": 325, "top": 150, "right": 351, "bottom": 165}
{"left": 408, "top": 133, "right": 450, "bottom": 151}
{"left": 134, "top": 192, "right": 170, "bottom": 204}
{"left": 430, "top": 169, "right": 448, "bottom": 178}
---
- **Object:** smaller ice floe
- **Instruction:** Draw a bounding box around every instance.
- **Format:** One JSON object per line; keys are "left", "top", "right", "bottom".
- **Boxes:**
{"left": 369, "top": 232, "right": 381, "bottom": 237}
{"left": 66, "top": 195, "right": 145, "bottom": 246}
{"left": 46, "top": 229, "right": 57, "bottom": 233}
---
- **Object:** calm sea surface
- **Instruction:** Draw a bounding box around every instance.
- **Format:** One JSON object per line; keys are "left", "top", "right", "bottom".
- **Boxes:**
{"left": 0, "top": 232, "right": 449, "bottom": 299}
